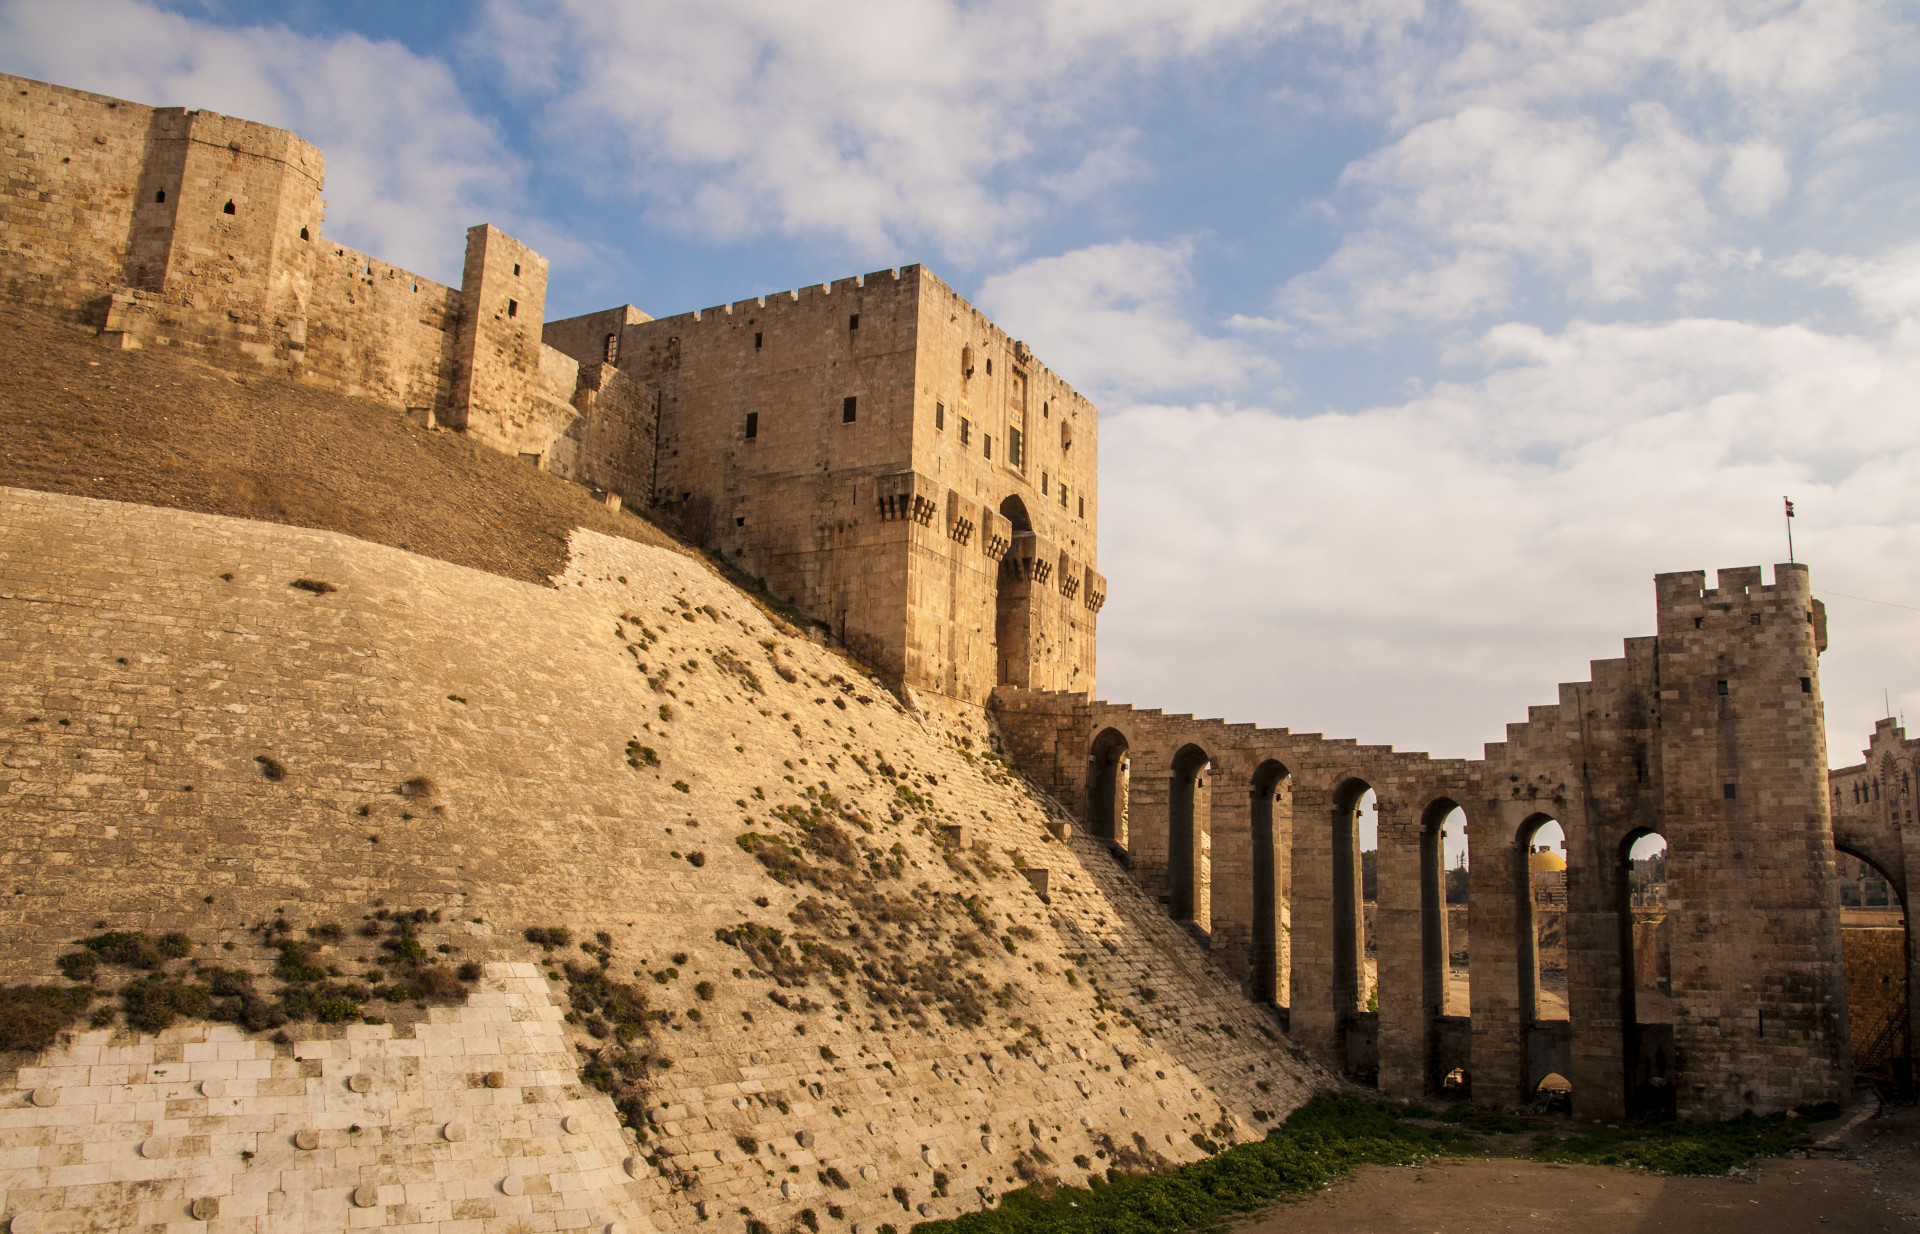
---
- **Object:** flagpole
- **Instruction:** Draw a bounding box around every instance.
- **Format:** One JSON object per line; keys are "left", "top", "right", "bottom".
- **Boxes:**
{"left": 1784, "top": 497, "right": 1795, "bottom": 564}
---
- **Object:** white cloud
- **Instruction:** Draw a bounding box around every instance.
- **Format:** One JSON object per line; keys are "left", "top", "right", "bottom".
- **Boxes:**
{"left": 1813, "top": 242, "right": 1920, "bottom": 320}
{"left": 470, "top": 0, "right": 1398, "bottom": 259}
{"left": 0, "top": 0, "right": 521, "bottom": 283}
{"left": 1095, "top": 257, "right": 1920, "bottom": 762}
{"left": 974, "top": 241, "right": 1273, "bottom": 401}
{"left": 1279, "top": 1, "right": 1914, "bottom": 335}
{"left": 1720, "top": 140, "right": 1791, "bottom": 217}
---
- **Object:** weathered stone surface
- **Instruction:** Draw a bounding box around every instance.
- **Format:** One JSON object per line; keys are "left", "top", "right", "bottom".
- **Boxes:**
{"left": 0, "top": 486, "right": 1323, "bottom": 1232}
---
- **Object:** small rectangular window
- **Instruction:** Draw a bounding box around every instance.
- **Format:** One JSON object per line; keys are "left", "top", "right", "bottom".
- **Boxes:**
{"left": 1724, "top": 783, "right": 1738, "bottom": 799}
{"left": 507, "top": 298, "right": 518, "bottom": 318}
{"left": 843, "top": 396, "right": 857, "bottom": 423}
{"left": 849, "top": 313, "right": 860, "bottom": 330}
{"left": 935, "top": 402, "right": 945, "bottom": 430}
{"left": 984, "top": 434, "right": 992, "bottom": 460}
{"left": 986, "top": 357, "right": 993, "bottom": 375}
{"left": 512, "top": 262, "right": 520, "bottom": 276}
{"left": 1041, "top": 473, "right": 1049, "bottom": 495}
{"left": 960, "top": 418, "right": 971, "bottom": 445}
{"left": 1801, "top": 676, "right": 1812, "bottom": 693}
{"left": 1008, "top": 427, "right": 1023, "bottom": 468}
{"left": 1077, "top": 496, "right": 1084, "bottom": 518}
{"left": 1717, "top": 680, "right": 1729, "bottom": 695}
{"left": 1059, "top": 483, "right": 1068, "bottom": 508}
{"left": 755, "top": 332, "right": 763, "bottom": 350}
{"left": 744, "top": 412, "right": 758, "bottom": 439}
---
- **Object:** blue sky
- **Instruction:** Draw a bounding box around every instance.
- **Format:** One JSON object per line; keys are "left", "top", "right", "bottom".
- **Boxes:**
{"left": 8, "top": 0, "right": 1920, "bottom": 787}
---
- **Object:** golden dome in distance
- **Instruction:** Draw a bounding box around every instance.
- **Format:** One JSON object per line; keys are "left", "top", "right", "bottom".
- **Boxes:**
{"left": 1529, "top": 845, "right": 1567, "bottom": 873}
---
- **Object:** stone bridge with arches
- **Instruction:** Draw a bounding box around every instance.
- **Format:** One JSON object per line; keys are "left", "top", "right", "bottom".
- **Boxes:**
{"left": 993, "top": 564, "right": 1858, "bottom": 1121}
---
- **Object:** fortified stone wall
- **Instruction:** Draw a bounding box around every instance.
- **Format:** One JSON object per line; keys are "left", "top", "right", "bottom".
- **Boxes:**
{"left": 7, "top": 72, "right": 1091, "bottom": 714}
{"left": 0, "top": 74, "right": 616, "bottom": 484}
{"left": 0, "top": 486, "right": 1327, "bottom": 1234}
{"left": 302, "top": 244, "right": 460, "bottom": 414}
{"left": 575, "top": 272, "right": 926, "bottom": 683}
{"left": 994, "top": 564, "right": 1851, "bottom": 1121}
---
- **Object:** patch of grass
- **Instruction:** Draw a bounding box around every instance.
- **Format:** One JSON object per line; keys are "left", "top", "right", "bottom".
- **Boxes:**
{"left": 910, "top": 1094, "right": 1838, "bottom": 1234}
{"left": 912, "top": 1095, "right": 1468, "bottom": 1234}
{"left": 1525, "top": 1113, "right": 1821, "bottom": 1175}
{"left": 289, "top": 578, "right": 337, "bottom": 595}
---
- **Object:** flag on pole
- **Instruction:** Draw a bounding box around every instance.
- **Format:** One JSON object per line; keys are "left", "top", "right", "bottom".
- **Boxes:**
{"left": 1784, "top": 497, "right": 1795, "bottom": 518}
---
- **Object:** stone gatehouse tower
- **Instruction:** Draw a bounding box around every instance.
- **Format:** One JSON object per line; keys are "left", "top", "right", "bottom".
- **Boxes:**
{"left": 545, "top": 273, "right": 1106, "bottom": 705}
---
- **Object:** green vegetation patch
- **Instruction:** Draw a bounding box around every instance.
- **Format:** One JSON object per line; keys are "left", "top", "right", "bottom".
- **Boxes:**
{"left": 913, "top": 1095, "right": 1466, "bottom": 1234}
{"left": 1525, "top": 1111, "right": 1824, "bottom": 1175}
{"left": 909, "top": 1093, "right": 1834, "bottom": 1234}
{"left": 0, "top": 984, "right": 97, "bottom": 1052}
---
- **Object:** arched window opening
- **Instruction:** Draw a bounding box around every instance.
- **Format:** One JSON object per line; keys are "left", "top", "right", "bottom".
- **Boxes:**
{"left": 1088, "top": 729, "right": 1129, "bottom": 847}
{"left": 1357, "top": 787, "right": 1380, "bottom": 1011}
{"left": 222, "top": 199, "right": 235, "bottom": 215}
{"left": 1516, "top": 816, "right": 1576, "bottom": 1113}
{"left": 154, "top": 189, "right": 165, "bottom": 203}
{"left": 1621, "top": 829, "right": 1674, "bottom": 1118}
{"left": 1168, "top": 744, "right": 1212, "bottom": 932}
{"left": 1334, "top": 779, "right": 1375, "bottom": 1085}
{"left": 1835, "top": 847, "right": 1911, "bottom": 1094}
{"left": 1424, "top": 802, "right": 1469, "bottom": 1017}
{"left": 1422, "top": 799, "right": 1471, "bottom": 1096}
{"left": 1519, "top": 817, "right": 1568, "bottom": 1021}
{"left": 1250, "top": 761, "right": 1291, "bottom": 1006}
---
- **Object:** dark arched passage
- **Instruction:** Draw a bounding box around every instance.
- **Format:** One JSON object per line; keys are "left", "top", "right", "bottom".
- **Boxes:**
{"left": 1088, "top": 728, "right": 1130, "bottom": 845}
{"left": 1250, "top": 760, "right": 1291, "bottom": 1004}
{"left": 994, "top": 496, "right": 1037, "bottom": 686}
{"left": 1169, "top": 744, "right": 1211, "bottom": 927}
{"left": 1619, "top": 828, "right": 1674, "bottom": 1118}
{"left": 1836, "top": 843, "right": 1913, "bottom": 1096}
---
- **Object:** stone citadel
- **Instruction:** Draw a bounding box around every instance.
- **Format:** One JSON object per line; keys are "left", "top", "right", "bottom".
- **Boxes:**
{"left": 0, "top": 71, "right": 1913, "bottom": 1232}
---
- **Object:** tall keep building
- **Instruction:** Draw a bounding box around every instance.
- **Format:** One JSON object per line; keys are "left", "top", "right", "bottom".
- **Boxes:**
{"left": 545, "top": 267, "right": 1105, "bottom": 706}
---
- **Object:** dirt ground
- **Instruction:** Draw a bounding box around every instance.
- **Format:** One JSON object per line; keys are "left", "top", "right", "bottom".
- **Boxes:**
{"left": 0, "top": 302, "right": 682, "bottom": 586}
{"left": 1234, "top": 1102, "right": 1920, "bottom": 1234}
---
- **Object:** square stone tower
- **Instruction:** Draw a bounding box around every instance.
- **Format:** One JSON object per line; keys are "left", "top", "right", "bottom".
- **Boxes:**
{"left": 1651, "top": 563, "right": 1848, "bottom": 1117}
{"left": 547, "top": 266, "right": 1104, "bottom": 705}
